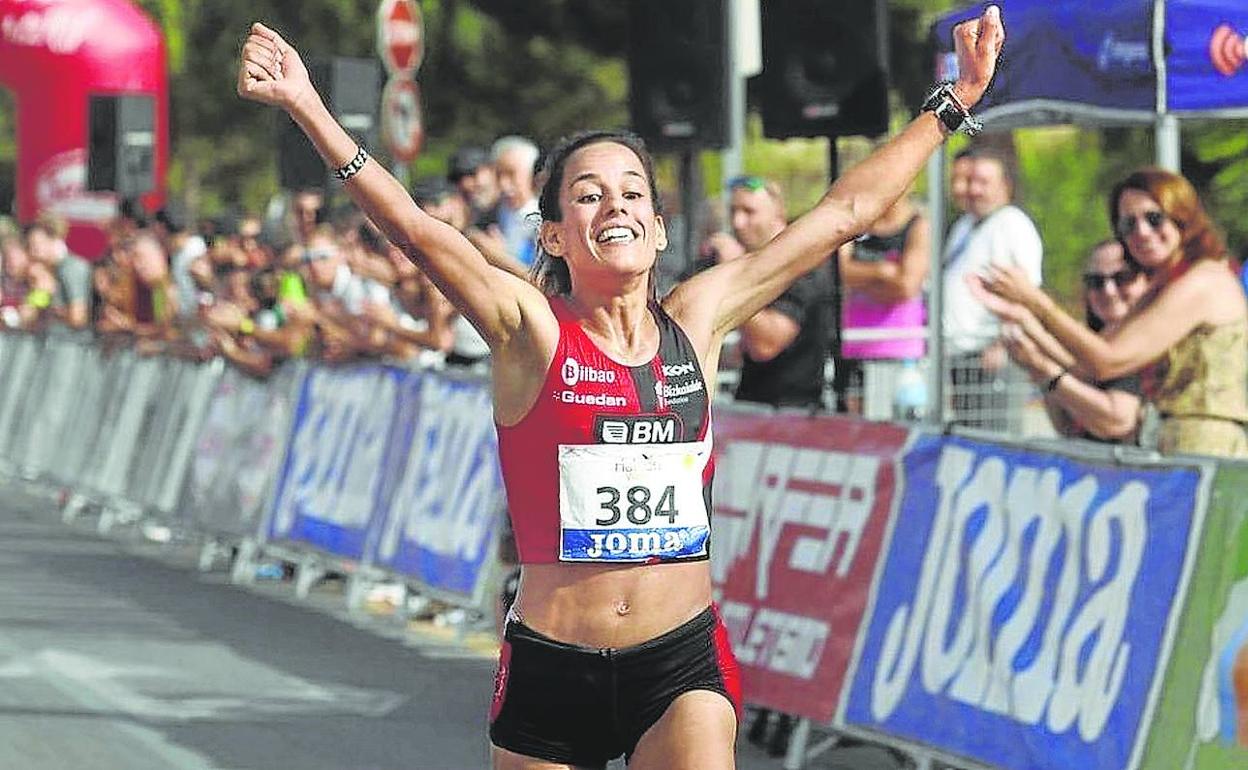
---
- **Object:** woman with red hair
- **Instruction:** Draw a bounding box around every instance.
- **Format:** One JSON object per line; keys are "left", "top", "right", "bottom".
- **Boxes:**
{"left": 978, "top": 167, "right": 1248, "bottom": 457}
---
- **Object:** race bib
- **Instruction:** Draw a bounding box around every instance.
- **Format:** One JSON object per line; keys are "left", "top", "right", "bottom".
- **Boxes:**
{"left": 558, "top": 440, "right": 710, "bottom": 562}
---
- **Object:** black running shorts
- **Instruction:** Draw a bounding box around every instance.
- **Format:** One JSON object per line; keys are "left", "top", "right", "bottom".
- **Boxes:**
{"left": 488, "top": 605, "right": 742, "bottom": 768}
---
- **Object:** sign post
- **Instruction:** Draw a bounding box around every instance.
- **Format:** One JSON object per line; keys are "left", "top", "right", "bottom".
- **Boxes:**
{"left": 375, "top": 0, "right": 424, "bottom": 180}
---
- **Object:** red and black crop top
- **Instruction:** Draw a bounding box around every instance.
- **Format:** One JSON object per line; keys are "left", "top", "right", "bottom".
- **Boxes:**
{"left": 496, "top": 295, "right": 714, "bottom": 564}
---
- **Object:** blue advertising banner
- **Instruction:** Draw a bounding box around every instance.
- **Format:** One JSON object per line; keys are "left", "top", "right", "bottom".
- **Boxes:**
{"left": 268, "top": 365, "right": 403, "bottom": 561}
{"left": 1167, "top": 1, "right": 1248, "bottom": 112}
{"left": 843, "top": 434, "right": 1205, "bottom": 770}
{"left": 371, "top": 373, "right": 504, "bottom": 603}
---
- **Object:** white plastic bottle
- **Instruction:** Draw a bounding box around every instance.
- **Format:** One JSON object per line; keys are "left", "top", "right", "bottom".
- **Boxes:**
{"left": 892, "top": 360, "right": 928, "bottom": 421}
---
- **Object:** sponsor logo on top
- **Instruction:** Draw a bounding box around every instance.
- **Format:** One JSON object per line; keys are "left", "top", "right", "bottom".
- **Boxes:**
{"left": 659, "top": 359, "right": 704, "bottom": 404}
{"left": 596, "top": 414, "right": 680, "bottom": 444}
{"left": 561, "top": 356, "right": 617, "bottom": 387}
{"left": 662, "top": 361, "right": 696, "bottom": 378}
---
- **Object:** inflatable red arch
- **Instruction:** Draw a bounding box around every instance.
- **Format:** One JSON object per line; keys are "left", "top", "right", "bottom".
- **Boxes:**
{"left": 0, "top": 0, "right": 167, "bottom": 258}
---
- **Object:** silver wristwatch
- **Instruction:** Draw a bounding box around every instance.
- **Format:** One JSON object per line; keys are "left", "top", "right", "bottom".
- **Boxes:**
{"left": 922, "top": 83, "right": 983, "bottom": 136}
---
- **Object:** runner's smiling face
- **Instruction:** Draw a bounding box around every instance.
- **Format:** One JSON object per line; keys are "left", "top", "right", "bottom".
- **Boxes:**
{"left": 541, "top": 142, "right": 666, "bottom": 286}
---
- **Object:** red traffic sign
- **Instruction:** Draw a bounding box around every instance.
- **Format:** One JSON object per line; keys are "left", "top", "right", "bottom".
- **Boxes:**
{"left": 381, "top": 76, "right": 424, "bottom": 163}
{"left": 376, "top": 0, "right": 423, "bottom": 76}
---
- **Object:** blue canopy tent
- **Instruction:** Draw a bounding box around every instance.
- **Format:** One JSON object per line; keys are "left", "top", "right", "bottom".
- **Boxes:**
{"left": 911, "top": 0, "right": 1248, "bottom": 427}
{"left": 931, "top": 0, "right": 1248, "bottom": 168}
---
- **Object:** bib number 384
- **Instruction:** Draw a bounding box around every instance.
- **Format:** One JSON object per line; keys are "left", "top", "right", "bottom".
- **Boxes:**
{"left": 558, "top": 442, "right": 710, "bottom": 562}
{"left": 594, "top": 484, "right": 678, "bottom": 526}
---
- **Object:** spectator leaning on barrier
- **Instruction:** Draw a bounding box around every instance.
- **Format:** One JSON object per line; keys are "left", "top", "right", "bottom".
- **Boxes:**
{"left": 728, "top": 174, "right": 836, "bottom": 410}
{"left": 129, "top": 231, "right": 179, "bottom": 338}
{"left": 288, "top": 187, "right": 324, "bottom": 246}
{"left": 1, "top": 228, "right": 53, "bottom": 330}
{"left": 448, "top": 145, "right": 501, "bottom": 231}
{"left": 405, "top": 176, "right": 492, "bottom": 367}
{"left": 25, "top": 214, "right": 91, "bottom": 331}
{"left": 977, "top": 167, "right": 1248, "bottom": 458}
{"left": 298, "top": 224, "right": 365, "bottom": 360}
{"left": 155, "top": 203, "right": 209, "bottom": 320}
{"left": 976, "top": 239, "right": 1151, "bottom": 443}
{"left": 365, "top": 178, "right": 458, "bottom": 362}
{"left": 942, "top": 146, "right": 1043, "bottom": 430}
{"left": 202, "top": 264, "right": 275, "bottom": 379}
{"left": 836, "top": 194, "right": 931, "bottom": 417}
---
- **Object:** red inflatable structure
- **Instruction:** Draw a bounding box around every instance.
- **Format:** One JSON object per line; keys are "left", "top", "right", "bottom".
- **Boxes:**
{"left": 0, "top": 0, "right": 167, "bottom": 258}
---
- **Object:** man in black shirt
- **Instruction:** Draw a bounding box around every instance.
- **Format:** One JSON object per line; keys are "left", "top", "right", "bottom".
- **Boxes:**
{"left": 727, "top": 175, "right": 835, "bottom": 409}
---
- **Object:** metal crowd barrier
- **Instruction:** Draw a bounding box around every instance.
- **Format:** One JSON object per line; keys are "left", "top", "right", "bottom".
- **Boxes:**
{"left": 831, "top": 327, "right": 1049, "bottom": 436}
{"left": 0, "top": 330, "right": 507, "bottom": 629}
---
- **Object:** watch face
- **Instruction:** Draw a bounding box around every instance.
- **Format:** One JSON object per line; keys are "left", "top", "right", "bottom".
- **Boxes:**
{"left": 923, "top": 85, "right": 978, "bottom": 135}
{"left": 937, "top": 101, "right": 965, "bottom": 133}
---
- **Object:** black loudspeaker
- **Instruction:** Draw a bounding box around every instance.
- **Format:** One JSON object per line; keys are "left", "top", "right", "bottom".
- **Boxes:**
{"left": 278, "top": 57, "right": 381, "bottom": 191}
{"left": 627, "top": 1, "right": 729, "bottom": 150}
{"left": 758, "top": 0, "right": 890, "bottom": 139}
{"left": 86, "top": 94, "right": 156, "bottom": 196}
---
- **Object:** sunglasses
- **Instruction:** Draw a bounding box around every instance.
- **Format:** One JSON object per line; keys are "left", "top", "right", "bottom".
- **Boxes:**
{"left": 1114, "top": 210, "right": 1168, "bottom": 239}
{"left": 1082, "top": 268, "right": 1141, "bottom": 292}
{"left": 301, "top": 247, "right": 336, "bottom": 263}
{"left": 727, "top": 175, "right": 767, "bottom": 192}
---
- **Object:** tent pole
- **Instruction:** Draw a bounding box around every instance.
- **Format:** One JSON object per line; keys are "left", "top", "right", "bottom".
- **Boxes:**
{"left": 925, "top": 150, "right": 945, "bottom": 426}
{"left": 1155, "top": 114, "right": 1181, "bottom": 172}
{"left": 1152, "top": 0, "right": 1180, "bottom": 171}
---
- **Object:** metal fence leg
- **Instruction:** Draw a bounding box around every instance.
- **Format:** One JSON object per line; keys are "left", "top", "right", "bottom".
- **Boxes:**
{"left": 197, "top": 539, "right": 220, "bottom": 572}
{"left": 783, "top": 718, "right": 812, "bottom": 770}
{"left": 346, "top": 572, "right": 370, "bottom": 613}
{"left": 230, "top": 538, "right": 260, "bottom": 585}
{"left": 294, "top": 557, "right": 324, "bottom": 600}
{"left": 62, "top": 493, "right": 89, "bottom": 525}
{"left": 97, "top": 507, "right": 117, "bottom": 535}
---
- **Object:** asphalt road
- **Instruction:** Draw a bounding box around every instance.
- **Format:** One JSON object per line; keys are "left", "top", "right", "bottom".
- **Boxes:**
{"left": 0, "top": 483, "right": 802, "bottom": 770}
{"left": 0, "top": 484, "right": 497, "bottom": 770}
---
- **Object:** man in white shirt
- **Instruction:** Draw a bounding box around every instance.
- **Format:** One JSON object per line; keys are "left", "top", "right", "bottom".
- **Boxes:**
{"left": 490, "top": 136, "right": 541, "bottom": 269}
{"left": 942, "top": 148, "right": 1043, "bottom": 429}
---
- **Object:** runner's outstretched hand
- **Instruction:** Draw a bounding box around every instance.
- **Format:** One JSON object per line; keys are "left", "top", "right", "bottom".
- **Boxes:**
{"left": 237, "top": 23, "right": 315, "bottom": 112}
{"left": 951, "top": 5, "right": 1006, "bottom": 108}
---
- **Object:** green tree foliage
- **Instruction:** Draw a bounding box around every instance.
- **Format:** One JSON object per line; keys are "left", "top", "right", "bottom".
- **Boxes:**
{"left": 0, "top": 89, "right": 14, "bottom": 216}
{"left": 1, "top": 0, "right": 1243, "bottom": 310}
{"left": 126, "top": 0, "right": 628, "bottom": 216}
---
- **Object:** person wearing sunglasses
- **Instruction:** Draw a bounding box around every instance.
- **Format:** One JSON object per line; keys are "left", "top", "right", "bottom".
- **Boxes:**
{"left": 978, "top": 168, "right": 1248, "bottom": 457}
{"left": 973, "top": 240, "right": 1151, "bottom": 443}
{"left": 726, "top": 174, "right": 835, "bottom": 411}
{"left": 237, "top": 8, "right": 1004, "bottom": 767}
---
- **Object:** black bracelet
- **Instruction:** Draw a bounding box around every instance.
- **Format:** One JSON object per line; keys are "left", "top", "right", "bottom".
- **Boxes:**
{"left": 1045, "top": 367, "right": 1070, "bottom": 392}
{"left": 333, "top": 146, "right": 369, "bottom": 181}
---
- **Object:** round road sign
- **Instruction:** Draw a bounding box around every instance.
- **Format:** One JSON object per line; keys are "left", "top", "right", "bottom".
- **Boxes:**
{"left": 376, "top": 0, "right": 423, "bottom": 76}
{"left": 381, "top": 76, "right": 423, "bottom": 162}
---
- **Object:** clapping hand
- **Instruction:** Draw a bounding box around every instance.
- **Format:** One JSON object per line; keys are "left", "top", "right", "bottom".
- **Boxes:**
{"left": 977, "top": 263, "right": 1043, "bottom": 311}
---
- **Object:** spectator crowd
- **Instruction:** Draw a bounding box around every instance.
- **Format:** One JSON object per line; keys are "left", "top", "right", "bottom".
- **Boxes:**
{"left": 0, "top": 136, "right": 551, "bottom": 380}
{"left": 2, "top": 133, "right": 1247, "bottom": 466}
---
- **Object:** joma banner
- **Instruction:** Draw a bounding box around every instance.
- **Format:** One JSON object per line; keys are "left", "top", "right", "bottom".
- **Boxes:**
{"left": 709, "top": 406, "right": 911, "bottom": 722}
{"left": 843, "top": 434, "right": 1206, "bottom": 770}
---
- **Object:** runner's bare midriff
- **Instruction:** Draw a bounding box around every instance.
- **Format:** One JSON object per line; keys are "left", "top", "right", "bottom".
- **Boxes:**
{"left": 512, "top": 560, "right": 712, "bottom": 649}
